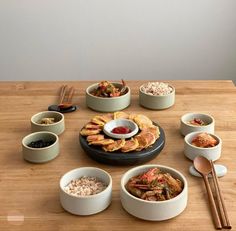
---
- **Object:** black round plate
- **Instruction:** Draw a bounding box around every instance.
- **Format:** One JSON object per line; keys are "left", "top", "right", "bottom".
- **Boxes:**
{"left": 79, "top": 123, "right": 165, "bottom": 165}
{"left": 48, "top": 104, "right": 78, "bottom": 113}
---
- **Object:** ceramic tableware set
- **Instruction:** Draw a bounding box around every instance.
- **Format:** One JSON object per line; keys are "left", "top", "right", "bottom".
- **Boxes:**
{"left": 20, "top": 81, "right": 230, "bottom": 227}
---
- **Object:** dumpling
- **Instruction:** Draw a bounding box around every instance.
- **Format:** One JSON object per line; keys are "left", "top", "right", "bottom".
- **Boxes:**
{"left": 133, "top": 114, "right": 153, "bottom": 130}
{"left": 87, "top": 134, "right": 105, "bottom": 142}
{"left": 89, "top": 139, "right": 115, "bottom": 146}
{"left": 80, "top": 128, "right": 101, "bottom": 136}
{"left": 103, "top": 139, "right": 125, "bottom": 152}
{"left": 121, "top": 138, "right": 139, "bottom": 152}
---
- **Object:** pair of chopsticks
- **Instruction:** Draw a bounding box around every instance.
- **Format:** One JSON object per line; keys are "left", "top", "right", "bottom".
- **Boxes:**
{"left": 210, "top": 160, "right": 231, "bottom": 230}
{"left": 59, "top": 85, "right": 75, "bottom": 108}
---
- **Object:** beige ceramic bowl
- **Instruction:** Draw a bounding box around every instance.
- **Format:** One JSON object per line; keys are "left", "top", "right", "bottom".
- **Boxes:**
{"left": 180, "top": 113, "right": 215, "bottom": 136}
{"left": 60, "top": 167, "right": 112, "bottom": 216}
{"left": 120, "top": 164, "right": 188, "bottom": 221}
{"left": 31, "top": 111, "right": 65, "bottom": 135}
{"left": 139, "top": 83, "right": 175, "bottom": 110}
{"left": 22, "top": 131, "right": 60, "bottom": 163}
{"left": 184, "top": 131, "right": 222, "bottom": 161}
{"left": 86, "top": 82, "right": 131, "bottom": 112}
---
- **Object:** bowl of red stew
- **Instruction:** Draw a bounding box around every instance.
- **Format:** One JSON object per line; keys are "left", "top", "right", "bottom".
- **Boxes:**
{"left": 120, "top": 164, "right": 188, "bottom": 221}
{"left": 103, "top": 119, "right": 139, "bottom": 139}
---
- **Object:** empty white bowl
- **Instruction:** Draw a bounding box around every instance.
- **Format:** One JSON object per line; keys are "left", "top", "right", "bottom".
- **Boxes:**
{"left": 31, "top": 111, "right": 65, "bottom": 135}
{"left": 184, "top": 131, "right": 222, "bottom": 161}
{"left": 59, "top": 167, "right": 112, "bottom": 216}
{"left": 180, "top": 113, "right": 214, "bottom": 136}
{"left": 103, "top": 119, "right": 139, "bottom": 139}
{"left": 120, "top": 164, "right": 188, "bottom": 221}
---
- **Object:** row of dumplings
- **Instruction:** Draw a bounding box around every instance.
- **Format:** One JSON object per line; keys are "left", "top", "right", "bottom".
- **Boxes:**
{"left": 80, "top": 111, "right": 160, "bottom": 153}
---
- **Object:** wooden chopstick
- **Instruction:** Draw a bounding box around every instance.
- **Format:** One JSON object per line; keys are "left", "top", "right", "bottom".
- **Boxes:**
{"left": 203, "top": 174, "right": 222, "bottom": 230}
{"left": 59, "top": 85, "right": 67, "bottom": 104}
{"left": 210, "top": 161, "right": 227, "bottom": 228}
{"left": 210, "top": 161, "right": 232, "bottom": 229}
{"left": 67, "top": 87, "right": 75, "bottom": 103}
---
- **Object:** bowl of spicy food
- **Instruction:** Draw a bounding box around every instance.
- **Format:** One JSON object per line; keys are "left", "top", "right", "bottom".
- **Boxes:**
{"left": 120, "top": 164, "right": 188, "bottom": 221}
{"left": 86, "top": 80, "right": 131, "bottom": 112}
{"left": 184, "top": 131, "right": 221, "bottom": 161}
{"left": 180, "top": 113, "right": 215, "bottom": 136}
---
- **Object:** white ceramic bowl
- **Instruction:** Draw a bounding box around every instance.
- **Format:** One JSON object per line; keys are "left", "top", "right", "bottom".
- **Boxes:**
{"left": 139, "top": 83, "right": 175, "bottom": 110}
{"left": 120, "top": 164, "right": 188, "bottom": 221}
{"left": 60, "top": 167, "right": 112, "bottom": 216}
{"left": 103, "top": 119, "right": 139, "bottom": 139}
{"left": 86, "top": 82, "right": 131, "bottom": 112}
{"left": 22, "top": 131, "right": 60, "bottom": 163}
{"left": 31, "top": 111, "right": 65, "bottom": 135}
{"left": 184, "top": 131, "right": 222, "bottom": 161}
{"left": 180, "top": 113, "right": 214, "bottom": 136}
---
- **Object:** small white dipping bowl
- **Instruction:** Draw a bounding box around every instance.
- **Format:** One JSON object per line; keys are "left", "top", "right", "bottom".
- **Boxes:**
{"left": 184, "top": 131, "right": 222, "bottom": 161}
{"left": 31, "top": 111, "right": 65, "bottom": 135}
{"left": 139, "top": 83, "right": 175, "bottom": 110}
{"left": 180, "top": 113, "right": 214, "bottom": 136}
{"left": 60, "top": 167, "right": 112, "bottom": 216}
{"left": 103, "top": 119, "right": 139, "bottom": 139}
{"left": 120, "top": 164, "right": 188, "bottom": 221}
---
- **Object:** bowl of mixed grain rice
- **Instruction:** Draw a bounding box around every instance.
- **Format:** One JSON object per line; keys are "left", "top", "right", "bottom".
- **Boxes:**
{"left": 59, "top": 167, "right": 112, "bottom": 215}
{"left": 139, "top": 82, "right": 175, "bottom": 110}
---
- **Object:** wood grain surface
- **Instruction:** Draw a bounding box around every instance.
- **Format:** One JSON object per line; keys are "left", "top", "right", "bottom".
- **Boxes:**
{"left": 0, "top": 80, "right": 235, "bottom": 231}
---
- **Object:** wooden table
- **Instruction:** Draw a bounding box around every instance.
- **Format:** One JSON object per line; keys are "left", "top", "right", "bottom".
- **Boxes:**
{"left": 0, "top": 80, "right": 235, "bottom": 231}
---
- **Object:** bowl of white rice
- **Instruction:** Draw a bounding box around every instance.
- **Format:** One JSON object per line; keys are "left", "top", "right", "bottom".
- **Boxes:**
{"left": 139, "top": 82, "right": 175, "bottom": 110}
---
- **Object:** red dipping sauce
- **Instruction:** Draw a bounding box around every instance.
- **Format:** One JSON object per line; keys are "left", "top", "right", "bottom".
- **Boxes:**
{"left": 112, "top": 126, "right": 131, "bottom": 134}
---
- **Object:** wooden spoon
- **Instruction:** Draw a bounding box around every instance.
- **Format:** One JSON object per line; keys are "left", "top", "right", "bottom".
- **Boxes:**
{"left": 193, "top": 156, "right": 222, "bottom": 230}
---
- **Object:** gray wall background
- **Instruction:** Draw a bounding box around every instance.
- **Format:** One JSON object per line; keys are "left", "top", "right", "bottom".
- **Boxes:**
{"left": 0, "top": 0, "right": 236, "bottom": 82}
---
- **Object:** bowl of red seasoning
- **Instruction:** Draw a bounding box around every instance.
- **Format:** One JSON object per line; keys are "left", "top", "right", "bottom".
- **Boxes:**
{"left": 103, "top": 119, "right": 139, "bottom": 139}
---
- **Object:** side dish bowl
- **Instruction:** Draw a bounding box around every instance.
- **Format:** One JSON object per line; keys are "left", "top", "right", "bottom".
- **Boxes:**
{"left": 139, "top": 83, "right": 175, "bottom": 110}
{"left": 22, "top": 131, "right": 60, "bottom": 163}
{"left": 59, "top": 167, "right": 112, "bottom": 216}
{"left": 86, "top": 82, "right": 131, "bottom": 112}
{"left": 103, "top": 119, "right": 139, "bottom": 139}
{"left": 180, "top": 113, "right": 214, "bottom": 136}
{"left": 31, "top": 111, "right": 65, "bottom": 135}
{"left": 120, "top": 164, "right": 188, "bottom": 221}
{"left": 184, "top": 131, "right": 222, "bottom": 161}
